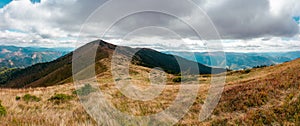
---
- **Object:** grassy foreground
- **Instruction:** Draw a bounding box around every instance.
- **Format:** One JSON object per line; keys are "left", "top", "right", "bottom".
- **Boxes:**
{"left": 0, "top": 59, "right": 299, "bottom": 125}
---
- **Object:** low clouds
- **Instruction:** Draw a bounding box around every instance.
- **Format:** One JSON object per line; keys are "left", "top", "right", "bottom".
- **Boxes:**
{"left": 205, "top": 0, "right": 299, "bottom": 39}
{"left": 0, "top": 0, "right": 299, "bottom": 52}
{"left": 0, "top": 0, "right": 108, "bottom": 47}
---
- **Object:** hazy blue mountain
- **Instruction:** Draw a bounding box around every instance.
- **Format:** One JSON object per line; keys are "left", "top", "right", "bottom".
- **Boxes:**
{"left": 164, "top": 51, "right": 300, "bottom": 70}
{"left": 0, "top": 45, "right": 72, "bottom": 68}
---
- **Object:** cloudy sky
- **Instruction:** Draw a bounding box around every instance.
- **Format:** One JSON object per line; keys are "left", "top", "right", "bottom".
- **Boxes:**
{"left": 0, "top": 0, "right": 299, "bottom": 52}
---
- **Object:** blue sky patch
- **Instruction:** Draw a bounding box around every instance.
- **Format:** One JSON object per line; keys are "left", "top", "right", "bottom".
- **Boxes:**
{"left": 7, "top": 29, "right": 27, "bottom": 33}
{"left": 293, "top": 16, "right": 300, "bottom": 24}
{"left": 0, "top": 0, "right": 12, "bottom": 8}
{"left": 0, "top": 0, "right": 41, "bottom": 8}
{"left": 30, "top": 0, "right": 41, "bottom": 4}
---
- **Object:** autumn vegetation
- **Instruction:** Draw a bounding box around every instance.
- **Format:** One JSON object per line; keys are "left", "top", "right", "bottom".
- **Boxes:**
{"left": 0, "top": 41, "right": 299, "bottom": 125}
{"left": 0, "top": 58, "right": 298, "bottom": 125}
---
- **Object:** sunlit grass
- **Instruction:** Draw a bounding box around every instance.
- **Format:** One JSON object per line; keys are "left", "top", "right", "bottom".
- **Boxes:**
{"left": 0, "top": 59, "right": 299, "bottom": 125}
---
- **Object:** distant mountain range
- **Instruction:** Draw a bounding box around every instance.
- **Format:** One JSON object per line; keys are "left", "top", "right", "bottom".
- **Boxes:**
{"left": 0, "top": 46, "right": 72, "bottom": 68}
{"left": 1, "top": 44, "right": 298, "bottom": 72}
{"left": 164, "top": 51, "right": 300, "bottom": 70}
{"left": 0, "top": 40, "right": 225, "bottom": 88}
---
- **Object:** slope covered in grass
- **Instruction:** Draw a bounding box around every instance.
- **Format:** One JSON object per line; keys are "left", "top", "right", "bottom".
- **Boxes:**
{"left": 210, "top": 58, "right": 300, "bottom": 125}
{"left": 0, "top": 58, "right": 299, "bottom": 125}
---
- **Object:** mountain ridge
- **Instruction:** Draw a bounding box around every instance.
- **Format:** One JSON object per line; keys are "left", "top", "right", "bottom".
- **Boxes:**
{"left": 0, "top": 45, "right": 70, "bottom": 68}
{"left": 164, "top": 51, "right": 300, "bottom": 70}
{"left": 0, "top": 40, "right": 225, "bottom": 88}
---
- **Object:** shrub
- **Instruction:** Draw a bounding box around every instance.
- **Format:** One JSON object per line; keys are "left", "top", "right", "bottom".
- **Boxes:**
{"left": 0, "top": 100, "right": 7, "bottom": 116}
{"left": 172, "top": 76, "right": 181, "bottom": 83}
{"left": 172, "top": 76, "right": 197, "bottom": 83}
{"left": 226, "top": 68, "right": 233, "bottom": 72}
{"left": 253, "top": 65, "right": 268, "bottom": 68}
{"left": 48, "top": 94, "right": 73, "bottom": 104}
{"left": 22, "top": 94, "right": 41, "bottom": 102}
{"left": 15, "top": 96, "right": 21, "bottom": 101}
{"left": 241, "top": 69, "right": 251, "bottom": 74}
{"left": 245, "top": 69, "right": 251, "bottom": 73}
{"left": 73, "top": 84, "right": 97, "bottom": 96}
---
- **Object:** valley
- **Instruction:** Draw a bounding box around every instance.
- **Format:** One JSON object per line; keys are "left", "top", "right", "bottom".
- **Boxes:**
{"left": 0, "top": 45, "right": 71, "bottom": 68}
{"left": 165, "top": 51, "right": 300, "bottom": 70}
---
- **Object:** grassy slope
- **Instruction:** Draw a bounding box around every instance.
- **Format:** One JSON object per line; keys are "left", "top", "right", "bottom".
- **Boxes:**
{"left": 209, "top": 58, "right": 300, "bottom": 125}
{"left": 0, "top": 58, "right": 299, "bottom": 125}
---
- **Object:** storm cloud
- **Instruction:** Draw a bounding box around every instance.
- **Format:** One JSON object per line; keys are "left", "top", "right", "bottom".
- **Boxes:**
{"left": 205, "top": 0, "right": 299, "bottom": 39}
{"left": 0, "top": 0, "right": 299, "bottom": 52}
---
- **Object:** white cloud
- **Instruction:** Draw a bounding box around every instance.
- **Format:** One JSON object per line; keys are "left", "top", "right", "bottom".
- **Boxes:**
{"left": 0, "top": 0, "right": 299, "bottom": 52}
{"left": 269, "top": 0, "right": 300, "bottom": 16}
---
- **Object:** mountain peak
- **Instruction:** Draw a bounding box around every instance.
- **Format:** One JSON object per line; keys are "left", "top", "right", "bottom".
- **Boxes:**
{"left": 1, "top": 39, "right": 225, "bottom": 88}
{"left": 87, "top": 39, "right": 116, "bottom": 50}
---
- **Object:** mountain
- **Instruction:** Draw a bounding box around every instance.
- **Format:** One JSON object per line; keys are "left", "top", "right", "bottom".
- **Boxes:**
{"left": 0, "top": 52, "right": 299, "bottom": 125}
{"left": 0, "top": 40, "right": 225, "bottom": 88}
{"left": 164, "top": 51, "right": 300, "bottom": 70}
{"left": 0, "top": 45, "right": 71, "bottom": 68}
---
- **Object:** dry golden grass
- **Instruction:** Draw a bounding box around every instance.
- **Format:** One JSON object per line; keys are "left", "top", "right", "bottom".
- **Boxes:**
{"left": 0, "top": 58, "right": 299, "bottom": 125}
{"left": 208, "top": 58, "right": 300, "bottom": 125}
{"left": 0, "top": 83, "right": 97, "bottom": 126}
